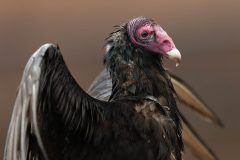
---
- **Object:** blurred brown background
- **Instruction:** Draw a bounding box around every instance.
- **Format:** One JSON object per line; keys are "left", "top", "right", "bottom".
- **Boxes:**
{"left": 0, "top": 0, "right": 239, "bottom": 159}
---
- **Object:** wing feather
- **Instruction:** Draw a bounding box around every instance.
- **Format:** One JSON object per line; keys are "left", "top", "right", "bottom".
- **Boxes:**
{"left": 4, "top": 44, "right": 106, "bottom": 160}
{"left": 4, "top": 44, "right": 51, "bottom": 160}
{"left": 88, "top": 69, "right": 112, "bottom": 101}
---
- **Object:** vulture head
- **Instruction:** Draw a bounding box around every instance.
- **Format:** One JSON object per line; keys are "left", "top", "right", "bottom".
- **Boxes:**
{"left": 105, "top": 17, "right": 181, "bottom": 67}
{"left": 104, "top": 17, "right": 182, "bottom": 100}
{"left": 127, "top": 17, "right": 181, "bottom": 66}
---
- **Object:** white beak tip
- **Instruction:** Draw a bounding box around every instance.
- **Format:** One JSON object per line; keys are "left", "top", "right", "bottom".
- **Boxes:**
{"left": 166, "top": 49, "right": 181, "bottom": 67}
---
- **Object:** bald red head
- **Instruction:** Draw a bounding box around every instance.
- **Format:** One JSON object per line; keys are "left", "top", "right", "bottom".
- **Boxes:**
{"left": 127, "top": 17, "right": 181, "bottom": 66}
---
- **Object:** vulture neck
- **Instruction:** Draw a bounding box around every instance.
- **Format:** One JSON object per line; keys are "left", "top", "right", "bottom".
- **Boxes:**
{"left": 104, "top": 42, "right": 176, "bottom": 107}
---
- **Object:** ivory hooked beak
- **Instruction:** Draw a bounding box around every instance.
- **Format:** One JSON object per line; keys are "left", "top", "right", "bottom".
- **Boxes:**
{"left": 166, "top": 48, "right": 181, "bottom": 67}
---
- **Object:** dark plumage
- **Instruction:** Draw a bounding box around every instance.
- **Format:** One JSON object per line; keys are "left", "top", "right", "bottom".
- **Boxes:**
{"left": 103, "top": 20, "right": 183, "bottom": 159}
{"left": 4, "top": 17, "right": 221, "bottom": 160}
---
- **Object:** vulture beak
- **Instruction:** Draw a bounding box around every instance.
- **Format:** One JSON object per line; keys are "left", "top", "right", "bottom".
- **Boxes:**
{"left": 155, "top": 26, "right": 182, "bottom": 67}
{"left": 167, "top": 49, "right": 181, "bottom": 67}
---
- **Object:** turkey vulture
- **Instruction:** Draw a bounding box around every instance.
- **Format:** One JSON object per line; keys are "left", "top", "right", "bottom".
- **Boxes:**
{"left": 4, "top": 17, "right": 222, "bottom": 160}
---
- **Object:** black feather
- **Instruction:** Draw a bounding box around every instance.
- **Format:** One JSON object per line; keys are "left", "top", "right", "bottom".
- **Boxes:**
{"left": 5, "top": 18, "right": 185, "bottom": 160}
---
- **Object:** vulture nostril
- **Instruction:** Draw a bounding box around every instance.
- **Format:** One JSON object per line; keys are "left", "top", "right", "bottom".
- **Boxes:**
{"left": 162, "top": 40, "right": 172, "bottom": 47}
{"left": 163, "top": 40, "right": 170, "bottom": 44}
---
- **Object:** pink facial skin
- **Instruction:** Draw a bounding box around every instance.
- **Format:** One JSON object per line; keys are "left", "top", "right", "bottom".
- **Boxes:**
{"left": 127, "top": 17, "right": 181, "bottom": 65}
{"left": 137, "top": 25, "right": 154, "bottom": 37}
{"left": 153, "top": 26, "right": 176, "bottom": 54}
{"left": 136, "top": 24, "right": 176, "bottom": 57}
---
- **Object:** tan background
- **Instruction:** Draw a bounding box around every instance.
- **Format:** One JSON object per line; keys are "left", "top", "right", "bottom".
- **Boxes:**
{"left": 0, "top": 0, "right": 239, "bottom": 159}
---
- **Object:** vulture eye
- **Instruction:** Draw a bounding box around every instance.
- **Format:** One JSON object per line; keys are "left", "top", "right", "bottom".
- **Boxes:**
{"left": 141, "top": 32, "right": 149, "bottom": 38}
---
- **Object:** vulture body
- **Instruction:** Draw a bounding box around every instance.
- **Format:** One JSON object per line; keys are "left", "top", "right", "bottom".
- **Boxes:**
{"left": 4, "top": 17, "right": 222, "bottom": 160}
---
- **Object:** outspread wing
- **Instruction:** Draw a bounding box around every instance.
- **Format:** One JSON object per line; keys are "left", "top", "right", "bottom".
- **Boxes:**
{"left": 4, "top": 44, "right": 107, "bottom": 160}
{"left": 87, "top": 69, "right": 222, "bottom": 160}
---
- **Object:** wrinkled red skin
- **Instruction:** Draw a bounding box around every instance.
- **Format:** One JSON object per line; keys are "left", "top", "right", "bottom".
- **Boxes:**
{"left": 135, "top": 24, "right": 176, "bottom": 57}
